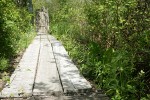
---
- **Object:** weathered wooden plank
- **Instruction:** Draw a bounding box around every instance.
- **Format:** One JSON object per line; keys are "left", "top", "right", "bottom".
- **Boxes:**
{"left": 47, "top": 35, "right": 92, "bottom": 93}
{"left": 33, "top": 35, "right": 63, "bottom": 96}
{"left": 47, "top": 35, "right": 77, "bottom": 93}
{"left": 0, "top": 36, "right": 41, "bottom": 98}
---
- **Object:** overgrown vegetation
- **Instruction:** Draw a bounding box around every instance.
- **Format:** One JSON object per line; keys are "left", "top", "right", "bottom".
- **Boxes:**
{"left": 0, "top": 0, "right": 35, "bottom": 72}
{"left": 43, "top": 0, "right": 150, "bottom": 99}
{"left": 3, "top": 0, "right": 149, "bottom": 99}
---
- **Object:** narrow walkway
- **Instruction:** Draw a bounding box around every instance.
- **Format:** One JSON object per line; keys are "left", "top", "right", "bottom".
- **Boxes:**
{"left": 0, "top": 33, "right": 109, "bottom": 100}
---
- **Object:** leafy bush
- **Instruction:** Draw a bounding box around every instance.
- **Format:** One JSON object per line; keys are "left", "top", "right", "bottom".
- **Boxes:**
{"left": 0, "top": 58, "right": 8, "bottom": 71}
{"left": 83, "top": 0, "right": 150, "bottom": 99}
{"left": 0, "top": 0, "right": 35, "bottom": 71}
{"left": 34, "top": 0, "right": 150, "bottom": 99}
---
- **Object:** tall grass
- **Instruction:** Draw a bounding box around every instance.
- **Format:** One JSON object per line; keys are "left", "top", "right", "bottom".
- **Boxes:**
{"left": 33, "top": 0, "right": 150, "bottom": 99}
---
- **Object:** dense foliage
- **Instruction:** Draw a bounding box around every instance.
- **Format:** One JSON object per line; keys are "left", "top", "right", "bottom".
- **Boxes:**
{"left": 44, "top": 0, "right": 150, "bottom": 99}
{"left": 0, "top": 0, "right": 35, "bottom": 71}
{"left": 5, "top": 0, "right": 149, "bottom": 99}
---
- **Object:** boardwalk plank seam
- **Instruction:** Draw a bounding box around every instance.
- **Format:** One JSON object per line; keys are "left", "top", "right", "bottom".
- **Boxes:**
{"left": 0, "top": 36, "right": 41, "bottom": 98}
{"left": 33, "top": 34, "right": 63, "bottom": 96}
{"left": 0, "top": 34, "right": 92, "bottom": 98}
{"left": 32, "top": 33, "right": 42, "bottom": 95}
{"left": 47, "top": 35, "right": 92, "bottom": 94}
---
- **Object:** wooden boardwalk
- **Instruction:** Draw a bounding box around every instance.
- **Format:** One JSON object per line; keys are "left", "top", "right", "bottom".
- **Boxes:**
{"left": 0, "top": 33, "right": 109, "bottom": 100}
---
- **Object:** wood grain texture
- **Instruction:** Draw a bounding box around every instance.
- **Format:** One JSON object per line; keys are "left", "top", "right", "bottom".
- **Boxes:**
{"left": 33, "top": 35, "right": 63, "bottom": 96}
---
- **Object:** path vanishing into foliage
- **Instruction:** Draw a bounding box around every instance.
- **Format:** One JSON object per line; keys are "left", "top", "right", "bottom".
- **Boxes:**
{"left": 0, "top": 32, "right": 109, "bottom": 100}
{"left": 0, "top": 0, "right": 149, "bottom": 99}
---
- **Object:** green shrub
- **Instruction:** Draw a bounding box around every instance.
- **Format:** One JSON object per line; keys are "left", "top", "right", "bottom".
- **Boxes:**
{"left": 0, "top": 58, "right": 8, "bottom": 71}
{"left": 34, "top": 0, "right": 150, "bottom": 99}
{"left": 0, "top": 0, "right": 35, "bottom": 71}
